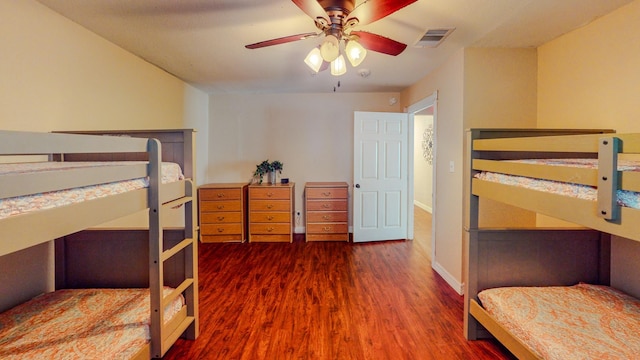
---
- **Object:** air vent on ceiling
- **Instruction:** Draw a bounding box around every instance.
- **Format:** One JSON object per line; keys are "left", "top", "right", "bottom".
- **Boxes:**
{"left": 414, "top": 28, "right": 455, "bottom": 48}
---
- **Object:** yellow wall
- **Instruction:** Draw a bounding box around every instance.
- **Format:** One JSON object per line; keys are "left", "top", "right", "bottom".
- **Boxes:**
{"left": 538, "top": 0, "right": 640, "bottom": 133}
{"left": 537, "top": 0, "right": 640, "bottom": 297}
{"left": 0, "top": 0, "right": 187, "bottom": 132}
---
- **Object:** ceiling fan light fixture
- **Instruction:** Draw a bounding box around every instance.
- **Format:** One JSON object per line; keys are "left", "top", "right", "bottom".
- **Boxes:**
{"left": 320, "top": 35, "right": 340, "bottom": 62}
{"left": 345, "top": 40, "right": 367, "bottom": 67}
{"left": 330, "top": 55, "right": 347, "bottom": 76}
{"left": 304, "top": 47, "right": 323, "bottom": 73}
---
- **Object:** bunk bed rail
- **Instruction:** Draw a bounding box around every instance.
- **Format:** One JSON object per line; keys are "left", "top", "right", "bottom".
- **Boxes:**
{"left": 467, "top": 129, "right": 640, "bottom": 241}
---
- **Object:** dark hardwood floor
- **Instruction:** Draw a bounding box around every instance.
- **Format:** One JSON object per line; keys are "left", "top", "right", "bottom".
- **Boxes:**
{"left": 164, "top": 209, "right": 514, "bottom": 359}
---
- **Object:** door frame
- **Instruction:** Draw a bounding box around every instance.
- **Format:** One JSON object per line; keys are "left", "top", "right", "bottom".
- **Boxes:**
{"left": 406, "top": 91, "right": 438, "bottom": 260}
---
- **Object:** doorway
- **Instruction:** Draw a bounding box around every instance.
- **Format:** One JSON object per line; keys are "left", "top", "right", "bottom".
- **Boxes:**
{"left": 413, "top": 107, "right": 434, "bottom": 259}
{"left": 407, "top": 92, "right": 437, "bottom": 262}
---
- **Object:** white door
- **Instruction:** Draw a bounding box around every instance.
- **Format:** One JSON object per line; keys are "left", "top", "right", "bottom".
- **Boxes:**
{"left": 353, "top": 111, "right": 408, "bottom": 242}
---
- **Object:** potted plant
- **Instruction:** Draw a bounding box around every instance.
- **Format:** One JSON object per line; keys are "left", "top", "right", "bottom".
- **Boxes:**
{"left": 253, "top": 159, "right": 284, "bottom": 184}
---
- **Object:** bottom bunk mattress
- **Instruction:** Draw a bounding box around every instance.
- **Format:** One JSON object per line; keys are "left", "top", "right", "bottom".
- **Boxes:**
{"left": 477, "top": 283, "right": 640, "bottom": 359}
{"left": 0, "top": 288, "right": 184, "bottom": 359}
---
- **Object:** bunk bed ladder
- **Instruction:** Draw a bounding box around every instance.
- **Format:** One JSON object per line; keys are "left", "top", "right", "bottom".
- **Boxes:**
{"left": 148, "top": 138, "right": 199, "bottom": 358}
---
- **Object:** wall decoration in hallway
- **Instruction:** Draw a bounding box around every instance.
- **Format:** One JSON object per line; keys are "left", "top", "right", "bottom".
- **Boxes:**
{"left": 422, "top": 126, "right": 434, "bottom": 164}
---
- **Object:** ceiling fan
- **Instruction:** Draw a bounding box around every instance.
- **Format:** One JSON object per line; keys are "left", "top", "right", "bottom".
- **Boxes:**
{"left": 245, "top": 0, "right": 417, "bottom": 75}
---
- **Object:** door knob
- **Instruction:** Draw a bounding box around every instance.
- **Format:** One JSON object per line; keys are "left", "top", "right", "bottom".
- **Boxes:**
{"left": 355, "top": 184, "right": 360, "bottom": 188}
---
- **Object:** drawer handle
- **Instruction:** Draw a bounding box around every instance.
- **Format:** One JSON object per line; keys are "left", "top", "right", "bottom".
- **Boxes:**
{"left": 217, "top": 205, "right": 225, "bottom": 210}
{"left": 217, "top": 228, "right": 225, "bottom": 233}
{"left": 322, "top": 204, "right": 331, "bottom": 209}
{"left": 322, "top": 215, "right": 331, "bottom": 220}
{"left": 266, "top": 204, "right": 273, "bottom": 209}
{"left": 267, "top": 216, "right": 274, "bottom": 221}
{"left": 217, "top": 216, "right": 225, "bottom": 221}
{"left": 323, "top": 226, "right": 332, "bottom": 231}
{"left": 267, "top": 227, "right": 274, "bottom": 232}
{"left": 267, "top": 192, "right": 274, "bottom": 197}
{"left": 322, "top": 192, "right": 331, "bottom": 197}
{"left": 216, "top": 193, "right": 225, "bottom": 198}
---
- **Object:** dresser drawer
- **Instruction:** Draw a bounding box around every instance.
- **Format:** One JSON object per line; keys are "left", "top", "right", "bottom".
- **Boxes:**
{"left": 250, "top": 212, "right": 291, "bottom": 223}
{"left": 250, "top": 200, "right": 290, "bottom": 211}
{"left": 201, "top": 212, "right": 243, "bottom": 224}
{"left": 306, "top": 211, "right": 347, "bottom": 223}
{"left": 199, "top": 188, "right": 242, "bottom": 201}
{"left": 306, "top": 234, "right": 349, "bottom": 242}
{"left": 200, "top": 200, "right": 242, "bottom": 212}
{"left": 249, "top": 187, "right": 291, "bottom": 200}
{"left": 306, "top": 223, "right": 348, "bottom": 234}
{"left": 201, "top": 223, "right": 243, "bottom": 235}
{"left": 306, "top": 187, "right": 348, "bottom": 199}
{"left": 306, "top": 200, "right": 348, "bottom": 211}
{"left": 201, "top": 234, "right": 244, "bottom": 243}
{"left": 250, "top": 223, "right": 291, "bottom": 235}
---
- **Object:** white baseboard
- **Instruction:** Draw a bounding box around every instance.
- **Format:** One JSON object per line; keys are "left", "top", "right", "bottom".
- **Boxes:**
{"left": 432, "top": 260, "right": 464, "bottom": 295}
{"left": 413, "top": 200, "right": 432, "bottom": 214}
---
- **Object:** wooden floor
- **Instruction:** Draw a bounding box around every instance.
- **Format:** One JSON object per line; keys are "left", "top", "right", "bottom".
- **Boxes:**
{"left": 164, "top": 208, "right": 514, "bottom": 360}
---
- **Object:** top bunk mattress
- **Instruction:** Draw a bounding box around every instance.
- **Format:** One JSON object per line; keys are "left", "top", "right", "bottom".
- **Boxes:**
{"left": 478, "top": 283, "right": 640, "bottom": 360}
{"left": 474, "top": 158, "right": 640, "bottom": 209}
{"left": 0, "top": 161, "right": 183, "bottom": 220}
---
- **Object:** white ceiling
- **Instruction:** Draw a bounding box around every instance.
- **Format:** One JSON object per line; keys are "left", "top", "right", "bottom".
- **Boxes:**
{"left": 36, "top": 0, "right": 633, "bottom": 94}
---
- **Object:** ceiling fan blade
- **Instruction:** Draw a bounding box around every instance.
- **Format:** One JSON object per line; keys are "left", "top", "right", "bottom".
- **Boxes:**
{"left": 351, "top": 31, "right": 407, "bottom": 56}
{"left": 245, "top": 32, "right": 319, "bottom": 49}
{"left": 292, "top": 0, "right": 329, "bottom": 23}
{"left": 346, "top": 0, "right": 417, "bottom": 27}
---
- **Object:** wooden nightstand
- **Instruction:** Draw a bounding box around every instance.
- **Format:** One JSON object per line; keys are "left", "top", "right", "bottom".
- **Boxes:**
{"left": 305, "top": 182, "right": 349, "bottom": 241}
{"left": 248, "top": 183, "right": 295, "bottom": 243}
{"left": 198, "top": 183, "right": 248, "bottom": 243}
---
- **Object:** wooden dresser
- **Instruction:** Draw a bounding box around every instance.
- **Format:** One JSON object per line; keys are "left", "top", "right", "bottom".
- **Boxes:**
{"left": 305, "top": 182, "right": 349, "bottom": 241}
{"left": 198, "top": 183, "right": 248, "bottom": 243}
{"left": 248, "top": 183, "right": 295, "bottom": 243}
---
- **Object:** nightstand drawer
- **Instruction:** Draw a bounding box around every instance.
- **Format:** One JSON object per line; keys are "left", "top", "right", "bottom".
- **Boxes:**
{"left": 250, "top": 212, "right": 291, "bottom": 223}
{"left": 306, "top": 211, "right": 347, "bottom": 223}
{"left": 306, "top": 187, "right": 348, "bottom": 199}
{"left": 199, "top": 188, "right": 242, "bottom": 201}
{"left": 250, "top": 200, "right": 290, "bottom": 211}
{"left": 201, "top": 212, "right": 242, "bottom": 224}
{"left": 306, "top": 200, "right": 348, "bottom": 211}
{"left": 249, "top": 187, "right": 291, "bottom": 200}
{"left": 200, "top": 200, "right": 242, "bottom": 212}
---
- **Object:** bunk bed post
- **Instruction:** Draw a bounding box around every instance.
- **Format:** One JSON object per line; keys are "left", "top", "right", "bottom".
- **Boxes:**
{"left": 147, "top": 138, "right": 164, "bottom": 359}
{"left": 464, "top": 129, "right": 481, "bottom": 339}
{"left": 183, "top": 129, "right": 199, "bottom": 340}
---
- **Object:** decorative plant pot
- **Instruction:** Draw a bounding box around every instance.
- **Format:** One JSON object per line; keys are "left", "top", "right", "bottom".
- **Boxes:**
{"left": 268, "top": 170, "right": 277, "bottom": 185}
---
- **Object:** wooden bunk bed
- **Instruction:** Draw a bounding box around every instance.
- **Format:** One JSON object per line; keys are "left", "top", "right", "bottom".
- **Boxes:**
{"left": 464, "top": 128, "right": 640, "bottom": 359}
{"left": 0, "top": 129, "right": 198, "bottom": 359}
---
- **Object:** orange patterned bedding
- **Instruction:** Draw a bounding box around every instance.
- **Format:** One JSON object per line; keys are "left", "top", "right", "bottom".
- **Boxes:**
{"left": 478, "top": 283, "right": 640, "bottom": 359}
{"left": 0, "top": 161, "right": 184, "bottom": 220}
{"left": 0, "top": 288, "right": 184, "bottom": 359}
